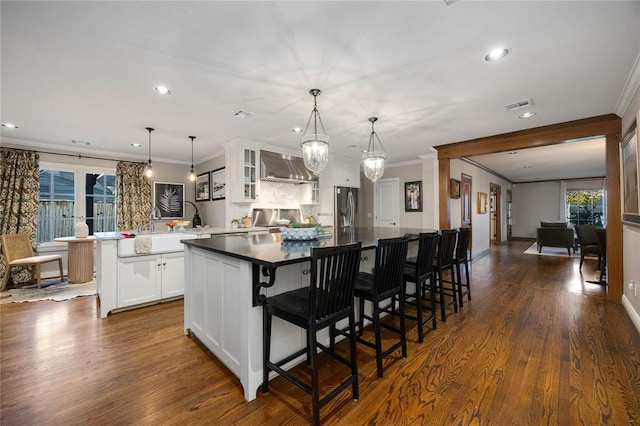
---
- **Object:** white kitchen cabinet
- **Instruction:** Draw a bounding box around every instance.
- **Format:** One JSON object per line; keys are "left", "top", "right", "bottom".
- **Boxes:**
{"left": 116, "top": 252, "right": 186, "bottom": 308}
{"left": 299, "top": 181, "right": 320, "bottom": 205}
{"left": 229, "top": 143, "right": 260, "bottom": 202}
{"left": 321, "top": 158, "right": 360, "bottom": 188}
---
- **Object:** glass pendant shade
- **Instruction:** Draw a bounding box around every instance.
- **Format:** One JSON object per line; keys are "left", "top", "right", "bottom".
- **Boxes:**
{"left": 301, "top": 134, "right": 329, "bottom": 174}
{"left": 362, "top": 117, "right": 387, "bottom": 182}
{"left": 301, "top": 89, "right": 329, "bottom": 173}
{"left": 144, "top": 127, "right": 155, "bottom": 178}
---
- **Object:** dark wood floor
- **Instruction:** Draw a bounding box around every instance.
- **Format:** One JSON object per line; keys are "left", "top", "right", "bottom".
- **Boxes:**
{"left": 2, "top": 241, "right": 639, "bottom": 425}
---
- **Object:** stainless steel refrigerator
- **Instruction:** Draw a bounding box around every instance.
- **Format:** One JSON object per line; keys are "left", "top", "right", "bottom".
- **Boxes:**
{"left": 335, "top": 186, "right": 358, "bottom": 230}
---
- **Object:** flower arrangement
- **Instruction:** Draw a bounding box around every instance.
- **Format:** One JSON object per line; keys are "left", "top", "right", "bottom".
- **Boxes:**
{"left": 165, "top": 220, "right": 177, "bottom": 231}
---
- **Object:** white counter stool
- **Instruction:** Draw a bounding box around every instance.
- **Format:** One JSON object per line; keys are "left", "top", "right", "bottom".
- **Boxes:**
{"left": 262, "top": 242, "right": 362, "bottom": 426}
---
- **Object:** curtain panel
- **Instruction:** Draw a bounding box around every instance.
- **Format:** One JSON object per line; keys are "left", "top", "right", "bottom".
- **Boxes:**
{"left": 0, "top": 149, "right": 40, "bottom": 285}
{"left": 116, "top": 161, "right": 152, "bottom": 231}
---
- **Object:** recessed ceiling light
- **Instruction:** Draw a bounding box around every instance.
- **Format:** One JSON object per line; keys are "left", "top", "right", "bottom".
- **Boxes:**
{"left": 346, "top": 144, "right": 358, "bottom": 149}
{"left": 131, "top": 143, "right": 142, "bottom": 148}
{"left": 154, "top": 86, "right": 172, "bottom": 95}
{"left": 484, "top": 47, "right": 510, "bottom": 62}
{"left": 2, "top": 123, "right": 18, "bottom": 129}
{"left": 292, "top": 127, "right": 303, "bottom": 133}
{"left": 72, "top": 140, "right": 91, "bottom": 146}
{"left": 519, "top": 112, "right": 537, "bottom": 119}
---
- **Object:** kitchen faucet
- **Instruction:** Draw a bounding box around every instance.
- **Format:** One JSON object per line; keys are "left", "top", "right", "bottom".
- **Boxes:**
{"left": 149, "top": 206, "right": 161, "bottom": 232}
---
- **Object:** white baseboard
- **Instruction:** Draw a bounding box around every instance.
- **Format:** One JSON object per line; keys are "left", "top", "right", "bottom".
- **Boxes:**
{"left": 622, "top": 294, "right": 640, "bottom": 337}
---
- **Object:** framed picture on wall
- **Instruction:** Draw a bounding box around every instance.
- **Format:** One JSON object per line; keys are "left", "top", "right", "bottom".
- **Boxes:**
{"left": 211, "top": 167, "right": 226, "bottom": 200}
{"left": 450, "top": 178, "right": 461, "bottom": 199}
{"left": 622, "top": 130, "right": 639, "bottom": 222}
{"left": 154, "top": 182, "right": 185, "bottom": 219}
{"left": 477, "top": 192, "right": 488, "bottom": 214}
{"left": 404, "top": 181, "right": 422, "bottom": 212}
{"left": 195, "top": 173, "right": 210, "bottom": 201}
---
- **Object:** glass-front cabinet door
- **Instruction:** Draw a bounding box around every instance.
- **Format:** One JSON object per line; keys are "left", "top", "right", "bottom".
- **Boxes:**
{"left": 242, "top": 148, "right": 257, "bottom": 201}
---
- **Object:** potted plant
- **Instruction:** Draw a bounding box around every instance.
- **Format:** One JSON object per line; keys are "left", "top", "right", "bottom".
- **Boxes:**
{"left": 231, "top": 219, "right": 240, "bottom": 229}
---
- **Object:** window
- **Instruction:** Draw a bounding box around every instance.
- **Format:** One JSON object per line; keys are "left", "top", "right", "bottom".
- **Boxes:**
{"left": 566, "top": 189, "right": 605, "bottom": 227}
{"left": 37, "top": 163, "right": 117, "bottom": 243}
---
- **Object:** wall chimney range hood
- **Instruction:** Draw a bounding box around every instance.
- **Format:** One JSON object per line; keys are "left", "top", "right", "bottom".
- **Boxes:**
{"left": 260, "top": 150, "right": 318, "bottom": 183}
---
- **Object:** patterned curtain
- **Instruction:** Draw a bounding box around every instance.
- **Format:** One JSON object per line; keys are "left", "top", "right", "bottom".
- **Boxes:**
{"left": 117, "top": 161, "right": 152, "bottom": 231}
{"left": 0, "top": 149, "right": 40, "bottom": 285}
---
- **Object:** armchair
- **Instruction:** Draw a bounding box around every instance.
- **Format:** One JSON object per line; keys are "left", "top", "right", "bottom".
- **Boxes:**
{"left": 536, "top": 222, "right": 575, "bottom": 256}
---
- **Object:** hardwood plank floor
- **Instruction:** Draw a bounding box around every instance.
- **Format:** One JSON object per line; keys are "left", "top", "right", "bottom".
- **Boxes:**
{"left": 2, "top": 241, "right": 639, "bottom": 425}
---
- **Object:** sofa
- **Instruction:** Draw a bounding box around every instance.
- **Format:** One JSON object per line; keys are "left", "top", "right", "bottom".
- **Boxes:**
{"left": 536, "top": 221, "right": 575, "bottom": 255}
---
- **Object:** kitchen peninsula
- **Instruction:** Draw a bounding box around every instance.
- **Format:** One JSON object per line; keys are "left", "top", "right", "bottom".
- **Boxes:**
{"left": 182, "top": 226, "right": 432, "bottom": 401}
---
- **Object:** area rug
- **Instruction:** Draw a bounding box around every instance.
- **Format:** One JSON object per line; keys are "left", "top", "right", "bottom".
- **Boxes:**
{"left": 524, "top": 243, "right": 579, "bottom": 258}
{"left": 0, "top": 279, "right": 96, "bottom": 304}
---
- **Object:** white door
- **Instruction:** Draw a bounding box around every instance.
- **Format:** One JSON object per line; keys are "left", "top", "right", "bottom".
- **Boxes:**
{"left": 374, "top": 178, "right": 400, "bottom": 227}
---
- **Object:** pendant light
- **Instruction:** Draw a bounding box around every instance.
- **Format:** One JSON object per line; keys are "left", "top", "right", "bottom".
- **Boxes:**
{"left": 188, "top": 136, "right": 196, "bottom": 182}
{"left": 300, "top": 89, "right": 329, "bottom": 173}
{"left": 144, "top": 127, "right": 155, "bottom": 178}
{"left": 362, "top": 117, "right": 387, "bottom": 182}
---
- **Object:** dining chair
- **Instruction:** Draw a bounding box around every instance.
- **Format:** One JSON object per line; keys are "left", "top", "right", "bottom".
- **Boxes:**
{"left": 575, "top": 224, "right": 603, "bottom": 271}
{"left": 402, "top": 232, "right": 439, "bottom": 342}
{"left": 353, "top": 237, "right": 408, "bottom": 378}
{"left": 1, "top": 233, "right": 64, "bottom": 291}
{"left": 262, "top": 242, "right": 362, "bottom": 426}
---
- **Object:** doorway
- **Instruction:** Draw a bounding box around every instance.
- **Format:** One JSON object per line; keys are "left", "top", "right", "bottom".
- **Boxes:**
{"left": 490, "top": 183, "right": 501, "bottom": 245}
{"left": 506, "top": 189, "right": 512, "bottom": 240}
{"left": 460, "top": 173, "right": 472, "bottom": 252}
{"left": 374, "top": 178, "right": 400, "bottom": 227}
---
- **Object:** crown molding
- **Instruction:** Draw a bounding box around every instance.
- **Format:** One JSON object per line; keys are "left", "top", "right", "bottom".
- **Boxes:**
{"left": 615, "top": 50, "right": 640, "bottom": 116}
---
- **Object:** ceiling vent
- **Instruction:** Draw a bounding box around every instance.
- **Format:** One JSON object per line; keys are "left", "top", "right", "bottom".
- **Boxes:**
{"left": 442, "top": 0, "right": 459, "bottom": 6}
{"left": 504, "top": 98, "right": 535, "bottom": 112}
{"left": 232, "top": 109, "right": 253, "bottom": 119}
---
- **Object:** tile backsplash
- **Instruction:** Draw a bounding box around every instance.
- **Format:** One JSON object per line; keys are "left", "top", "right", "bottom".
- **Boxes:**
{"left": 229, "top": 181, "right": 316, "bottom": 224}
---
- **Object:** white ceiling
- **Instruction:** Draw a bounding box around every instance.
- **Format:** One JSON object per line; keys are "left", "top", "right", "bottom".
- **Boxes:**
{"left": 1, "top": 1, "right": 639, "bottom": 178}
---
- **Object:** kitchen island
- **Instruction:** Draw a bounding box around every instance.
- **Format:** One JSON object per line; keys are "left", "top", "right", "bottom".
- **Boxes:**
{"left": 182, "top": 227, "right": 432, "bottom": 402}
{"left": 94, "top": 227, "right": 269, "bottom": 318}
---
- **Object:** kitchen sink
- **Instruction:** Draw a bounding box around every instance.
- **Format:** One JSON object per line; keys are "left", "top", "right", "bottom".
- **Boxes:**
{"left": 117, "top": 232, "right": 198, "bottom": 257}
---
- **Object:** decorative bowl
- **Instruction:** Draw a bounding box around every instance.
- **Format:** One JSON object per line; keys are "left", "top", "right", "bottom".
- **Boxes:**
{"left": 175, "top": 221, "right": 190, "bottom": 231}
{"left": 280, "top": 227, "right": 318, "bottom": 241}
{"left": 276, "top": 219, "right": 291, "bottom": 225}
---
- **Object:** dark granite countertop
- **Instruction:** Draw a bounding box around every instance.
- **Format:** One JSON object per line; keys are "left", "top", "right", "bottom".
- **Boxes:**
{"left": 182, "top": 227, "right": 435, "bottom": 268}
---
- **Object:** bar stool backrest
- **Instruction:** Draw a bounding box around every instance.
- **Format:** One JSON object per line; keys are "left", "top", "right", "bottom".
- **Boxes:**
{"left": 437, "top": 229, "right": 457, "bottom": 269}
{"left": 309, "top": 242, "right": 362, "bottom": 323}
{"left": 372, "top": 237, "right": 409, "bottom": 299}
{"left": 415, "top": 232, "right": 439, "bottom": 279}
{"left": 455, "top": 228, "right": 471, "bottom": 262}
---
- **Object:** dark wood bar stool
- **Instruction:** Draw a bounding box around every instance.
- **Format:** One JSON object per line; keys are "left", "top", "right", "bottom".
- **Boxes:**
{"left": 402, "top": 232, "right": 439, "bottom": 343}
{"left": 454, "top": 227, "right": 472, "bottom": 308}
{"left": 352, "top": 237, "right": 408, "bottom": 378}
{"left": 262, "top": 242, "right": 362, "bottom": 426}
{"left": 433, "top": 229, "right": 458, "bottom": 322}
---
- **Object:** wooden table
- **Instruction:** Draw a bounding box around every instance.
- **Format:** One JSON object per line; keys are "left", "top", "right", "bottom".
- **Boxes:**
{"left": 53, "top": 236, "right": 96, "bottom": 283}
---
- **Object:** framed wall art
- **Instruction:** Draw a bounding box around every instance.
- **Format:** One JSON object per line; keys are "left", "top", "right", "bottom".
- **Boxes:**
{"left": 195, "top": 173, "right": 210, "bottom": 201}
{"left": 450, "top": 178, "right": 460, "bottom": 199}
{"left": 477, "top": 192, "right": 488, "bottom": 214}
{"left": 622, "top": 129, "right": 640, "bottom": 224}
{"left": 404, "top": 181, "right": 422, "bottom": 212}
{"left": 154, "top": 182, "right": 185, "bottom": 219}
{"left": 211, "top": 167, "right": 226, "bottom": 200}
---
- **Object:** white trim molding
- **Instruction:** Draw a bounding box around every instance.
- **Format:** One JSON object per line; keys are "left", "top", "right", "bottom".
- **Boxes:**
{"left": 615, "top": 51, "right": 640, "bottom": 117}
{"left": 622, "top": 294, "right": 640, "bottom": 337}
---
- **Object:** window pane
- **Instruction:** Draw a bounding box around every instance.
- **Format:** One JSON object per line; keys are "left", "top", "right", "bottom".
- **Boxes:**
{"left": 37, "top": 169, "right": 76, "bottom": 243}
{"left": 85, "top": 172, "right": 117, "bottom": 234}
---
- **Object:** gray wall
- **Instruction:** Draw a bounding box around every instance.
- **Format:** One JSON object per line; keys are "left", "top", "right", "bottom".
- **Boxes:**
{"left": 512, "top": 182, "right": 562, "bottom": 238}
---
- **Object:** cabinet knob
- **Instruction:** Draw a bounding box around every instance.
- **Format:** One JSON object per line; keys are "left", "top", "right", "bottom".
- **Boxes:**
{"left": 162, "top": 262, "right": 167, "bottom": 266}
{"left": 360, "top": 256, "right": 369, "bottom": 261}
{"left": 302, "top": 269, "right": 309, "bottom": 275}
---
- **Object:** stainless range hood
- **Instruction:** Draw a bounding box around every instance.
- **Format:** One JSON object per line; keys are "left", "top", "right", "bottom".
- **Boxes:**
{"left": 260, "top": 150, "right": 317, "bottom": 183}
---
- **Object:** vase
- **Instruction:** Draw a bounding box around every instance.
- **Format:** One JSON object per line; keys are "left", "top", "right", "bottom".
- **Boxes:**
{"left": 74, "top": 219, "right": 89, "bottom": 238}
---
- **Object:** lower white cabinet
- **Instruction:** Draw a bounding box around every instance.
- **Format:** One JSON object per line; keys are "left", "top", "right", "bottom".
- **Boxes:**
{"left": 117, "top": 252, "right": 185, "bottom": 308}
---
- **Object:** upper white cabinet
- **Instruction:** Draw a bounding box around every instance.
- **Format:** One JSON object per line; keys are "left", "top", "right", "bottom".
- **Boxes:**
{"left": 299, "top": 181, "right": 320, "bottom": 205}
{"left": 321, "top": 158, "right": 360, "bottom": 188}
{"left": 228, "top": 141, "right": 261, "bottom": 203}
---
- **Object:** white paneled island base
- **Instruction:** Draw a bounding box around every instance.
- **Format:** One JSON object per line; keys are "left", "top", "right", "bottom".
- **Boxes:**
{"left": 184, "top": 246, "right": 308, "bottom": 401}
